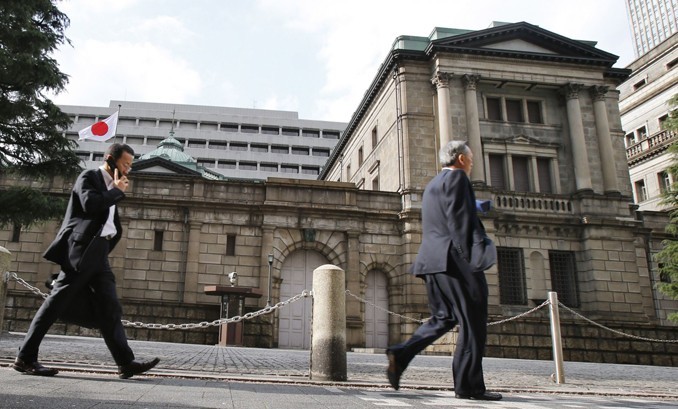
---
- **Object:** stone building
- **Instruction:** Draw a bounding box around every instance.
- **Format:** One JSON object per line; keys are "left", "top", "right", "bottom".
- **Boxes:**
{"left": 2, "top": 21, "right": 676, "bottom": 365}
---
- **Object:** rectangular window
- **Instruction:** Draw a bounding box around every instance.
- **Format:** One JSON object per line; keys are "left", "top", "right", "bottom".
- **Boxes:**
{"left": 312, "top": 148, "right": 330, "bottom": 157}
{"left": 323, "top": 130, "right": 340, "bottom": 139}
{"left": 537, "top": 158, "right": 553, "bottom": 193}
{"left": 125, "top": 136, "right": 144, "bottom": 145}
{"left": 372, "top": 175, "right": 379, "bottom": 191}
{"left": 633, "top": 78, "right": 647, "bottom": 90}
{"left": 635, "top": 179, "right": 647, "bottom": 202}
{"left": 179, "top": 121, "right": 197, "bottom": 130}
{"left": 240, "top": 125, "right": 259, "bottom": 133}
{"left": 301, "top": 166, "right": 319, "bottom": 175}
{"left": 187, "top": 140, "right": 206, "bottom": 148}
{"left": 372, "top": 127, "right": 378, "bottom": 149}
{"left": 658, "top": 171, "right": 671, "bottom": 193}
{"left": 261, "top": 126, "right": 279, "bottom": 135}
{"left": 526, "top": 100, "right": 543, "bottom": 124}
{"left": 271, "top": 145, "right": 289, "bottom": 154}
{"left": 489, "top": 154, "right": 506, "bottom": 190}
{"left": 230, "top": 143, "right": 248, "bottom": 151}
{"left": 658, "top": 114, "right": 669, "bottom": 129}
{"left": 625, "top": 133, "right": 636, "bottom": 147}
{"left": 549, "top": 250, "right": 579, "bottom": 308}
{"left": 239, "top": 162, "right": 257, "bottom": 171}
{"left": 291, "top": 147, "right": 309, "bottom": 155}
{"left": 636, "top": 126, "right": 647, "bottom": 140}
{"left": 92, "top": 153, "right": 104, "bottom": 162}
{"left": 486, "top": 97, "right": 502, "bottom": 120}
{"left": 505, "top": 99, "right": 523, "bottom": 122}
{"left": 197, "top": 159, "right": 216, "bottom": 168}
{"left": 667, "top": 57, "right": 678, "bottom": 70}
{"left": 251, "top": 144, "right": 268, "bottom": 153}
{"left": 217, "top": 160, "right": 236, "bottom": 169}
{"left": 11, "top": 224, "right": 21, "bottom": 242}
{"left": 497, "top": 247, "right": 527, "bottom": 305}
{"left": 76, "top": 152, "right": 91, "bottom": 161}
{"left": 220, "top": 123, "right": 238, "bottom": 132}
{"left": 281, "top": 164, "right": 299, "bottom": 174}
{"left": 302, "top": 129, "right": 320, "bottom": 138}
{"left": 260, "top": 163, "right": 278, "bottom": 172}
{"left": 358, "top": 147, "right": 364, "bottom": 166}
{"left": 153, "top": 230, "right": 164, "bottom": 252}
{"left": 512, "top": 156, "right": 530, "bottom": 192}
{"left": 225, "top": 234, "right": 236, "bottom": 256}
{"left": 281, "top": 128, "right": 299, "bottom": 136}
{"left": 346, "top": 164, "right": 351, "bottom": 180}
{"left": 210, "top": 141, "right": 228, "bottom": 150}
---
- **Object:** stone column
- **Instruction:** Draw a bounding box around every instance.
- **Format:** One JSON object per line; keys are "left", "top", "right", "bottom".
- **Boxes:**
{"left": 432, "top": 72, "right": 453, "bottom": 148}
{"left": 563, "top": 83, "right": 593, "bottom": 192}
{"left": 310, "top": 264, "right": 347, "bottom": 381}
{"left": 590, "top": 86, "right": 619, "bottom": 194}
{"left": 182, "top": 221, "right": 202, "bottom": 303}
{"left": 461, "top": 74, "right": 485, "bottom": 184}
{"left": 0, "top": 247, "right": 11, "bottom": 336}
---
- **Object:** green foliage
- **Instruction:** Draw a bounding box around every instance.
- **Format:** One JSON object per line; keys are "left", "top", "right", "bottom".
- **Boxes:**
{"left": 656, "top": 94, "right": 678, "bottom": 321}
{"left": 0, "top": 186, "right": 66, "bottom": 227}
{"left": 0, "top": 0, "right": 80, "bottom": 227}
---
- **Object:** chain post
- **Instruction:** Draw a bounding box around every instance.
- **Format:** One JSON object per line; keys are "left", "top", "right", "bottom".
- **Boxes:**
{"left": 548, "top": 291, "right": 565, "bottom": 384}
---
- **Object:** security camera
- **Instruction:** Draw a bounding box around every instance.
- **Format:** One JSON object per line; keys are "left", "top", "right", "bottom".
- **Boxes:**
{"left": 228, "top": 271, "right": 238, "bottom": 286}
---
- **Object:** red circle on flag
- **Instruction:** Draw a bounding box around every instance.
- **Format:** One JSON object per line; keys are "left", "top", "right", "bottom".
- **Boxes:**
{"left": 91, "top": 121, "right": 109, "bottom": 136}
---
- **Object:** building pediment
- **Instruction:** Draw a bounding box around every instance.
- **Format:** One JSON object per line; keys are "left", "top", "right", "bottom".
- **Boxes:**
{"left": 428, "top": 22, "right": 619, "bottom": 66}
{"left": 131, "top": 157, "right": 202, "bottom": 177}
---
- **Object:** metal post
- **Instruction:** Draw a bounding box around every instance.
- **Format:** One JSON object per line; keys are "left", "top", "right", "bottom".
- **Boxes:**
{"left": 266, "top": 254, "right": 273, "bottom": 307}
{"left": 548, "top": 291, "right": 565, "bottom": 384}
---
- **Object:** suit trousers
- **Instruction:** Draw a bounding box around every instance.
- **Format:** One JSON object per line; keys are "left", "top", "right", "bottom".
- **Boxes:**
{"left": 18, "top": 237, "right": 134, "bottom": 366}
{"left": 388, "top": 271, "right": 488, "bottom": 396}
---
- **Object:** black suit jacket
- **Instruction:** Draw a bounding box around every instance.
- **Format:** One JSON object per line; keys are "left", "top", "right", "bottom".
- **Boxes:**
{"left": 43, "top": 168, "right": 125, "bottom": 271}
{"left": 410, "top": 168, "right": 495, "bottom": 279}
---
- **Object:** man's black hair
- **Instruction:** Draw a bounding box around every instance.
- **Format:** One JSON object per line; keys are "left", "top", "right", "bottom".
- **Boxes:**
{"left": 105, "top": 143, "right": 135, "bottom": 160}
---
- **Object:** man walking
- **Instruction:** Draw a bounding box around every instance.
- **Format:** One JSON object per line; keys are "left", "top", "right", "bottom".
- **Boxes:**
{"left": 386, "top": 141, "right": 501, "bottom": 401}
{"left": 14, "top": 143, "right": 159, "bottom": 379}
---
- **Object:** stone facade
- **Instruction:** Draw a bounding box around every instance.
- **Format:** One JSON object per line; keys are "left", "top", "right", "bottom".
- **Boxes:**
{"left": 2, "top": 22, "right": 677, "bottom": 364}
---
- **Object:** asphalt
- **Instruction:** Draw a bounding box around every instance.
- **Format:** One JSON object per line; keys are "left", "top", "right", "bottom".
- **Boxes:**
{"left": 1, "top": 331, "right": 677, "bottom": 401}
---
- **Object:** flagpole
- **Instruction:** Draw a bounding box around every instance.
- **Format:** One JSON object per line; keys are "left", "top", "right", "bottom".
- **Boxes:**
{"left": 115, "top": 104, "right": 122, "bottom": 144}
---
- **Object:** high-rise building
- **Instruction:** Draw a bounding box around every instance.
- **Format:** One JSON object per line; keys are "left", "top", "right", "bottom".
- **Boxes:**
{"left": 625, "top": 0, "right": 678, "bottom": 57}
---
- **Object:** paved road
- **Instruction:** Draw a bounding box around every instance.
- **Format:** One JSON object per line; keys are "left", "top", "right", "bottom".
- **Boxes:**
{"left": 2, "top": 370, "right": 678, "bottom": 409}
{"left": 1, "top": 331, "right": 677, "bottom": 408}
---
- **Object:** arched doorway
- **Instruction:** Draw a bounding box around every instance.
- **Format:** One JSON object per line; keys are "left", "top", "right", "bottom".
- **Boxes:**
{"left": 277, "top": 249, "right": 328, "bottom": 349}
{"left": 365, "top": 269, "right": 389, "bottom": 349}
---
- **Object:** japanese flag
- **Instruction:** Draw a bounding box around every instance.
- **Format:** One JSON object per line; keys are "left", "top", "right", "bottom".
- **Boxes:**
{"left": 78, "top": 111, "right": 118, "bottom": 142}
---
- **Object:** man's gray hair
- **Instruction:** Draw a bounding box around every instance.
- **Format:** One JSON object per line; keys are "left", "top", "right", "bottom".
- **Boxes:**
{"left": 439, "top": 140, "right": 469, "bottom": 167}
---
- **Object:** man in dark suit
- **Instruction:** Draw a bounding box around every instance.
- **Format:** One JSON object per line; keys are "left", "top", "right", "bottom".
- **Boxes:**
{"left": 13, "top": 143, "right": 159, "bottom": 379}
{"left": 386, "top": 141, "right": 501, "bottom": 401}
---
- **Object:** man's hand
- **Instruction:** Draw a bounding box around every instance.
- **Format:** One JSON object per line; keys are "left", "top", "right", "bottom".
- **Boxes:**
{"left": 113, "top": 168, "right": 130, "bottom": 192}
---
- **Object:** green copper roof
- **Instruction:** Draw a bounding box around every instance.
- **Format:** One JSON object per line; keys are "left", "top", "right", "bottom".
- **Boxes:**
{"left": 139, "top": 134, "right": 196, "bottom": 163}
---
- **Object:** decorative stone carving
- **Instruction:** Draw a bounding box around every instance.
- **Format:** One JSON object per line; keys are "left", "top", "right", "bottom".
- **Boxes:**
{"left": 431, "top": 72, "right": 452, "bottom": 89}
{"left": 590, "top": 85, "right": 609, "bottom": 102}
{"left": 461, "top": 74, "right": 481, "bottom": 91}
{"left": 563, "top": 83, "right": 583, "bottom": 100}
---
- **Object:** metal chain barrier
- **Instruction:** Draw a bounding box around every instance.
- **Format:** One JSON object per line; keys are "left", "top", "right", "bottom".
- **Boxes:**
{"left": 346, "top": 289, "right": 427, "bottom": 324}
{"left": 558, "top": 301, "right": 678, "bottom": 343}
{"left": 7, "top": 271, "right": 678, "bottom": 342}
{"left": 8, "top": 272, "right": 311, "bottom": 330}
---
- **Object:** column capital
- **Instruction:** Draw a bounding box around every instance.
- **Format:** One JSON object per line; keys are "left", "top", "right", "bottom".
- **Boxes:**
{"left": 461, "top": 74, "right": 481, "bottom": 91}
{"left": 431, "top": 72, "right": 452, "bottom": 88}
{"left": 563, "top": 83, "right": 584, "bottom": 100}
{"left": 589, "top": 85, "right": 609, "bottom": 102}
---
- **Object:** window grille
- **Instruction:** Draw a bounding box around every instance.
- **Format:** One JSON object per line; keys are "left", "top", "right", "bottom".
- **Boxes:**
{"left": 497, "top": 247, "right": 527, "bottom": 305}
{"left": 549, "top": 250, "right": 579, "bottom": 307}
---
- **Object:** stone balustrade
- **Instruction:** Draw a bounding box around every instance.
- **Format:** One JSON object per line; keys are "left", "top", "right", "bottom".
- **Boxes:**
{"left": 626, "top": 129, "right": 677, "bottom": 164}
{"left": 493, "top": 192, "right": 573, "bottom": 214}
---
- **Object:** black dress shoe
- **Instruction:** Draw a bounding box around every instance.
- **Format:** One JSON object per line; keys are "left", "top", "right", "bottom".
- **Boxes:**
{"left": 118, "top": 358, "right": 160, "bottom": 379}
{"left": 13, "top": 358, "right": 59, "bottom": 376}
{"left": 455, "top": 391, "right": 503, "bottom": 401}
{"left": 386, "top": 350, "right": 403, "bottom": 390}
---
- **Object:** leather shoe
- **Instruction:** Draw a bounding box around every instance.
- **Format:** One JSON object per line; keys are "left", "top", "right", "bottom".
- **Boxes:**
{"left": 117, "top": 358, "right": 160, "bottom": 379}
{"left": 455, "top": 391, "right": 503, "bottom": 401}
{"left": 386, "top": 350, "right": 403, "bottom": 390}
{"left": 13, "top": 358, "right": 58, "bottom": 376}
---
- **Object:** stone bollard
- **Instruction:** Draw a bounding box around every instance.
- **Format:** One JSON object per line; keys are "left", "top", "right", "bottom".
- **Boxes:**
{"left": 310, "top": 264, "right": 347, "bottom": 381}
{"left": 0, "top": 246, "right": 11, "bottom": 336}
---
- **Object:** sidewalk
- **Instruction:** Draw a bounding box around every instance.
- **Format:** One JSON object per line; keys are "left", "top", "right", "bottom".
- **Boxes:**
{"left": 1, "top": 331, "right": 677, "bottom": 399}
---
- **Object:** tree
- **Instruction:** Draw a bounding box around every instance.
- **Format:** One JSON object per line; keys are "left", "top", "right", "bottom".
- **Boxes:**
{"left": 0, "top": 0, "right": 81, "bottom": 228}
{"left": 655, "top": 94, "right": 678, "bottom": 322}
